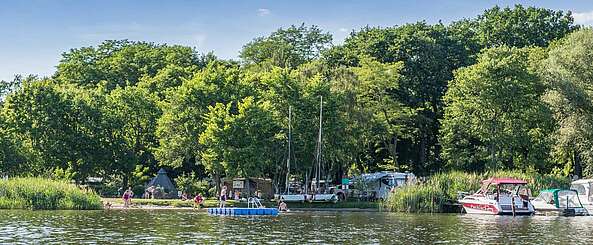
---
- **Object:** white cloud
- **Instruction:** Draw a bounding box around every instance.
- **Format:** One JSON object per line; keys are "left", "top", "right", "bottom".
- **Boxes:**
{"left": 257, "top": 8, "right": 271, "bottom": 16}
{"left": 339, "top": 28, "right": 349, "bottom": 32}
{"left": 573, "top": 10, "right": 593, "bottom": 26}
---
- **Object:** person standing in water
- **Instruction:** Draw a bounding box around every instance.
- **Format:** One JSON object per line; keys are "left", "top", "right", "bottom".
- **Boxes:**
{"left": 122, "top": 187, "right": 133, "bottom": 208}
{"left": 193, "top": 193, "right": 204, "bottom": 209}
{"left": 219, "top": 186, "right": 227, "bottom": 208}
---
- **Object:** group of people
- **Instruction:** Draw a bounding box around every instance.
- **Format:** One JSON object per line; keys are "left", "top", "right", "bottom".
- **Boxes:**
{"left": 118, "top": 185, "right": 287, "bottom": 211}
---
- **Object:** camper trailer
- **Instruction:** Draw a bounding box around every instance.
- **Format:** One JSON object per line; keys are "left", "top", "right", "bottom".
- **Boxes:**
{"left": 352, "top": 172, "right": 416, "bottom": 200}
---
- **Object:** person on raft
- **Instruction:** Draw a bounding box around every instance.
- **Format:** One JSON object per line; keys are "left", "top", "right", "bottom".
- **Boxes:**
{"left": 278, "top": 198, "right": 288, "bottom": 212}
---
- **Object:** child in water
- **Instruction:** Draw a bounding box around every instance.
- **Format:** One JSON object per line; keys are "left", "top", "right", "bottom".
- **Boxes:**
{"left": 193, "top": 193, "right": 204, "bottom": 209}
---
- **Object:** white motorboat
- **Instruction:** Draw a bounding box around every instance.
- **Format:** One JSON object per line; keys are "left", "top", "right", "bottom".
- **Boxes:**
{"left": 531, "top": 189, "right": 588, "bottom": 216}
{"left": 570, "top": 179, "right": 593, "bottom": 214}
{"left": 458, "top": 178, "right": 535, "bottom": 215}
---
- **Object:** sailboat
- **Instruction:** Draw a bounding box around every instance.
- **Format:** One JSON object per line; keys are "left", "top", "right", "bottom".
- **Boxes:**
{"left": 279, "top": 97, "right": 337, "bottom": 203}
{"left": 308, "top": 96, "right": 338, "bottom": 203}
{"left": 279, "top": 106, "right": 308, "bottom": 203}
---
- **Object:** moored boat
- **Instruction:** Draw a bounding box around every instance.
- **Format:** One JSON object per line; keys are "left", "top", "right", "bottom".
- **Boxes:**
{"left": 531, "top": 189, "right": 588, "bottom": 216}
{"left": 570, "top": 179, "right": 593, "bottom": 214}
{"left": 458, "top": 178, "right": 534, "bottom": 215}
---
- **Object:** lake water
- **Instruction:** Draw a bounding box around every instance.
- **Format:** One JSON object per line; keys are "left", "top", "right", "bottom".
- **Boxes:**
{"left": 1, "top": 209, "right": 592, "bottom": 244}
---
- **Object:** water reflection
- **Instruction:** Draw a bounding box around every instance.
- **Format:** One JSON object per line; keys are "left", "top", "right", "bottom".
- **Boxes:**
{"left": 1, "top": 210, "right": 593, "bottom": 244}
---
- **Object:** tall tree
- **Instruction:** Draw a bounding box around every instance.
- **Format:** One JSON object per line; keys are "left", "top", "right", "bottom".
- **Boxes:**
{"left": 55, "top": 40, "right": 207, "bottom": 89}
{"left": 199, "top": 97, "right": 281, "bottom": 178}
{"left": 451, "top": 5, "right": 576, "bottom": 49}
{"left": 440, "top": 46, "right": 553, "bottom": 172}
{"left": 539, "top": 29, "right": 593, "bottom": 177}
{"left": 104, "top": 85, "right": 161, "bottom": 187}
{"left": 240, "top": 24, "right": 332, "bottom": 68}
{"left": 324, "top": 22, "right": 471, "bottom": 174}
{"left": 155, "top": 62, "right": 249, "bottom": 170}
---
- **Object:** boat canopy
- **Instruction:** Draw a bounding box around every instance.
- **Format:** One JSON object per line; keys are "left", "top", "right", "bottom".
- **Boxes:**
{"left": 353, "top": 172, "right": 414, "bottom": 183}
{"left": 571, "top": 179, "right": 593, "bottom": 185}
{"left": 482, "top": 178, "right": 527, "bottom": 185}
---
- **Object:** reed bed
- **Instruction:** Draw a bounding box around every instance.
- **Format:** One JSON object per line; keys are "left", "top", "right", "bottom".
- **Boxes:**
{"left": 0, "top": 177, "right": 102, "bottom": 210}
{"left": 385, "top": 170, "right": 570, "bottom": 213}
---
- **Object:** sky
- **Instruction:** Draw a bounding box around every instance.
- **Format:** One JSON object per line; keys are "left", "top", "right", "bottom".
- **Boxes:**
{"left": 1, "top": 0, "right": 592, "bottom": 82}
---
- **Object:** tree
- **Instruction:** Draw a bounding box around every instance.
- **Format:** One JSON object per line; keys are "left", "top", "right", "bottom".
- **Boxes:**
{"left": 1, "top": 79, "right": 111, "bottom": 181}
{"left": 539, "top": 29, "right": 593, "bottom": 177}
{"left": 324, "top": 22, "right": 471, "bottom": 174}
{"left": 347, "top": 59, "right": 415, "bottom": 170}
{"left": 440, "top": 46, "right": 553, "bottom": 172}
{"left": 104, "top": 85, "right": 161, "bottom": 187}
{"left": 155, "top": 62, "right": 249, "bottom": 170}
{"left": 452, "top": 5, "right": 576, "bottom": 49}
{"left": 55, "top": 40, "right": 208, "bottom": 89}
{"left": 199, "top": 97, "right": 282, "bottom": 178}
{"left": 240, "top": 24, "right": 332, "bottom": 68}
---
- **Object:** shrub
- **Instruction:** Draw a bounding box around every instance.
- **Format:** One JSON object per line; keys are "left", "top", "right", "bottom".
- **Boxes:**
{"left": 0, "top": 177, "right": 102, "bottom": 210}
{"left": 174, "top": 173, "right": 209, "bottom": 196}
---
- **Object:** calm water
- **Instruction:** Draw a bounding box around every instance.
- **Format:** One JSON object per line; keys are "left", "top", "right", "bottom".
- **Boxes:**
{"left": 1, "top": 209, "right": 593, "bottom": 244}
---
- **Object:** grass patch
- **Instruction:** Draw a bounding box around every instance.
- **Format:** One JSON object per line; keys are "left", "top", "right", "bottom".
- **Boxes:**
{"left": 0, "top": 177, "right": 102, "bottom": 210}
{"left": 385, "top": 170, "right": 570, "bottom": 213}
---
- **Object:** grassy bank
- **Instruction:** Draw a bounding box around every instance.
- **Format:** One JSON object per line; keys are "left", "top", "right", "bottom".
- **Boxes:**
{"left": 0, "top": 177, "right": 102, "bottom": 210}
{"left": 385, "top": 170, "right": 570, "bottom": 213}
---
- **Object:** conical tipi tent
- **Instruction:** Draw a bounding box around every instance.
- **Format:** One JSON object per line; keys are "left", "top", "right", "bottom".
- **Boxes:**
{"left": 146, "top": 168, "right": 177, "bottom": 197}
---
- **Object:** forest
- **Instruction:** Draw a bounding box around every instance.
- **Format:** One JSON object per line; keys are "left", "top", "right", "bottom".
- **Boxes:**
{"left": 1, "top": 5, "right": 592, "bottom": 193}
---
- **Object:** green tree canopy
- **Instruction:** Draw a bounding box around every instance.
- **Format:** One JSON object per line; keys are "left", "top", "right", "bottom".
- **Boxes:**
{"left": 240, "top": 24, "right": 332, "bottom": 68}
{"left": 440, "top": 46, "right": 553, "bottom": 172}
{"left": 539, "top": 28, "right": 593, "bottom": 177}
{"left": 55, "top": 40, "right": 208, "bottom": 89}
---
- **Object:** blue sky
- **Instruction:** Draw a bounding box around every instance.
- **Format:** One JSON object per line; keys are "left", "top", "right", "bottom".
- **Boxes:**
{"left": 1, "top": 0, "right": 592, "bottom": 82}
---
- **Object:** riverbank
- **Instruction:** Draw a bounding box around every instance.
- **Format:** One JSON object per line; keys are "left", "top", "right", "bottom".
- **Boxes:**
{"left": 0, "top": 177, "right": 102, "bottom": 210}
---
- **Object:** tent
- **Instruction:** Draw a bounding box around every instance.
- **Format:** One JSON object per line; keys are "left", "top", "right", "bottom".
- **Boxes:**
{"left": 146, "top": 168, "right": 177, "bottom": 197}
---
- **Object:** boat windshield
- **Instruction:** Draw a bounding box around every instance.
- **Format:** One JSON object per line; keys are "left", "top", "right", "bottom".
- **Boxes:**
{"left": 558, "top": 190, "right": 582, "bottom": 208}
{"left": 481, "top": 183, "right": 527, "bottom": 197}
{"left": 534, "top": 192, "right": 554, "bottom": 204}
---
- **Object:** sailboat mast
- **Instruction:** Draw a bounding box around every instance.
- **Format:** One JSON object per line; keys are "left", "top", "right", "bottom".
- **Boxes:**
{"left": 286, "top": 106, "right": 291, "bottom": 195}
{"left": 316, "top": 96, "right": 323, "bottom": 193}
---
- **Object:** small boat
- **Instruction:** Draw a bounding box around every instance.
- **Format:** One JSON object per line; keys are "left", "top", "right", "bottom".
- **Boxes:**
{"left": 458, "top": 177, "right": 535, "bottom": 215}
{"left": 570, "top": 179, "right": 593, "bottom": 214}
{"left": 531, "top": 189, "right": 588, "bottom": 216}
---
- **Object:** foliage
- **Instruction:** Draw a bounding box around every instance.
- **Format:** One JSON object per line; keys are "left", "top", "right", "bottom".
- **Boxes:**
{"left": 440, "top": 46, "right": 553, "bottom": 171}
{"left": 241, "top": 24, "right": 332, "bottom": 68}
{"left": 174, "top": 172, "right": 209, "bottom": 195}
{"left": 0, "top": 5, "right": 586, "bottom": 198}
{"left": 199, "top": 97, "right": 282, "bottom": 178}
{"left": 472, "top": 5, "right": 576, "bottom": 48}
{"left": 55, "top": 40, "right": 208, "bottom": 89}
{"left": 539, "top": 28, "right": 593, "bottom": 177}
{"left": 0, "top": 177, "right": 102, "bottom": 210}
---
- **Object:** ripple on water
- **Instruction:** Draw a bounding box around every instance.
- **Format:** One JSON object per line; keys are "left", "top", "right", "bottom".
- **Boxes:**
{"left": 1, "top": 210, "right": 593, "bottom": 244}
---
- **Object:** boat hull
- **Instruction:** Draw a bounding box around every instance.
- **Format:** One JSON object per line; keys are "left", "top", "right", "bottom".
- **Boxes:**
{"left": 460, "top": 199, "right": 534, "bottom": 215}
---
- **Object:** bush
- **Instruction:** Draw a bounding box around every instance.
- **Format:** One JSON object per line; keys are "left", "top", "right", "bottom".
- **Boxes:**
{"left": 174, "top": 173, "right": 210, "bottom": 196}
{"left": 385, "top": 170, "right": 570, "bottom": 213}
{"left": 0, "top": 177, "right": 102, "bottom": 210}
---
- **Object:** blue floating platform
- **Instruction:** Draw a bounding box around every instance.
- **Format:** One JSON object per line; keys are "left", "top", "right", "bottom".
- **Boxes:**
{"left": 207, "top": 207, "right": 279, "bottom": 216}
